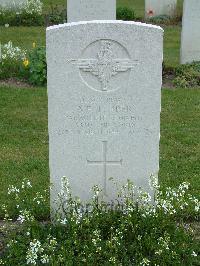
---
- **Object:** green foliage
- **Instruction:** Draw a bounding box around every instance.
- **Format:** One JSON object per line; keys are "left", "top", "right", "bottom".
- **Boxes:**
{"left": 116, "top": 7, "right": 135, "bottom": 21}
{"left": 1, "top": 178, "right": 199, "bottom": 265}
{"left": 173, "top": 62, "right": 200, "bottom": 88}
{"left": 47, "top": 4, "right": 67, "bottom": 25}
{"left": 0, "top": 8, "right": 43, "bottom": 26}
{"left": 0, "top": 56, "right": 22, "bottom": 79}
{"left": 25, "top": 46, "right": 47, "bottom": 86}
{"left": 0, "top": 42, "right": 47, "bottom": 86}
{"left": 16, "top": 10, "right": 44, "bottom": 26}
{"left": 0, "top": 8, "right": 16, "bottom": 26}
{"left": 148, "top": 15, "right": 171, "bottom": 24}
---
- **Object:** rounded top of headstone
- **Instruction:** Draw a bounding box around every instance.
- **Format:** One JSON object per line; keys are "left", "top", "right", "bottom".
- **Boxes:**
{"left": 47, "top": 20, "right": 163, "bottom": 33}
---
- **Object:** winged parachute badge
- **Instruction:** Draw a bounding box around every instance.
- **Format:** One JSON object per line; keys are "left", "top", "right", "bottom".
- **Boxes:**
{"left": 67, "top": 40, "right": 138, "bottom": 92}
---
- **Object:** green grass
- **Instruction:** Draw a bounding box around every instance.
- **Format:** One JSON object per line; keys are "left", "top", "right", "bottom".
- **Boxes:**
{"left": 0, "top": 86, "right": 199, "bottom": 219}
{"left": 0, "top": 25, "right": 181, "bottom": 68}
{"left": 0, "top": 86, "right": 49, "bottom": 218}
{"left": 163, "top": 25, "right": 181, "bottom": 68}
{"left": 0, "top": 27, "right": 45, "bottom": 49}
{"left": 160, "top": 89, "right": 200, "bottom": 194}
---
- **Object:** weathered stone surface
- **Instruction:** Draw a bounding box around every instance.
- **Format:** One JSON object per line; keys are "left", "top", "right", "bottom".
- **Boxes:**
{"left": 145, "top": 0, "right": 177, "bottom": 18}
{"left": 67, "top": 0, "right": 116, "bottom": 22}
{"left": 0, "top": 0, "right": 26, "bottom": 8}
{"left": 47, "top": 21, "right": 163, "bottom": 209}
{"left": 180, "top": 0, "right": 200, "bottom": 64}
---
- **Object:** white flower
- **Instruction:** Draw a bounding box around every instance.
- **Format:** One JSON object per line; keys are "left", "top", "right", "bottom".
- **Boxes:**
{"left": 193, "top": 198, "right": 200, "bottom": 212}
{"left": 8, "top": 185, "right": 20, "bottom": 195}
{"left": 60, "top": 218, "right": 68, "bottom": 225}
{"left": 22, "top": 0, "right": 43, "bottom": 15}
{"left": 26, "top": 239, "right": 43, "bottom": 265}
{"left": 191, "top": 251, "right": 197, "bottom": 257}
{"left": 140, "top": 258, "right": 150, "bottom": 265}
{"left": 27, "top": 181, "right": 32, "bottom": 187}
{"left": 33, "top": 192, "right": 45, "bottom": 205}
{"left": 41, "top": 254, "right": 49, "bottom": 264}
{"left": 0, "top": 259, "right": 5, "bottom": 265}
{"left": 17, "top": 210, "right": 34, "bottom": 224}
{"left": 60, "top": 176, "right": 70, "bottom": 197}
{"left": 149, "top": 174, "right": 159, "bottom": 190}
{"left": 155, "top": 249, "right": 163, "bottom": 255}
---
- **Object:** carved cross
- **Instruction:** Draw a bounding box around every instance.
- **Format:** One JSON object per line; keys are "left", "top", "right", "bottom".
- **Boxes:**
{"left": 87, "top": 141, "right": 123, "bottom": 194}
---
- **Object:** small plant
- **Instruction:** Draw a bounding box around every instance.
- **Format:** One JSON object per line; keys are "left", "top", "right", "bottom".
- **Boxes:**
{"left": 147, "top": 15, "right": 171, "bottom": 24}
{"left": 0, "top": 41, "right": 26, "bottom": 79}
{"left": 47, "top": 4, "right": 67, "bottom": 26}
{"left": 116, "top": 7, "right": 135, "bottom": 21}
{"left": 173, "top": 62, "right": 200, "bottom": 88}
{"left": 25, "top": 46, "right": 47, "bottom": 86}
{"left": 2, "top": 178, "right": 49, "bottom": 220}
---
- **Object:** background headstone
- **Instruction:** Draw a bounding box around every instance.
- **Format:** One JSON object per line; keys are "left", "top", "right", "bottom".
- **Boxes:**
{"left": 180, "top": 0, "right": 200, "bottom": 64}
{"left": 0, "top": 0, "right": 26, "bottom": 8}
{"left": 145, "top": 0, "right": 177, "bottom": 18}
{"left": 47, "top": 21, "right": 163, "bottom": 210}
{"left": 67, "top": 0, "right": 116, "bottom": 22}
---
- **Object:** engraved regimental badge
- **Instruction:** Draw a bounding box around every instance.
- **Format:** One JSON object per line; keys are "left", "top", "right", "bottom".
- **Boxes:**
{"left": 68, "top": 39, "right": 138, "bottom": 92}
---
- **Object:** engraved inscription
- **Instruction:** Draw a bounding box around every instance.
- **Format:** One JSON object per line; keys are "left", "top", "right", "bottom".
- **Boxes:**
{"left": 87, "top": 141, "right": 122, "bottom": 194}
{"left": 67, "top": 39, "right": 139, "bottom": 92}
{"left": 53, "top": 95, "right": 150, "bottom": 137}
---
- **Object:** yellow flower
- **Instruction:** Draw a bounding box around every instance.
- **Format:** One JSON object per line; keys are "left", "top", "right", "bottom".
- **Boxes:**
{"left": 23, "top": 58, "right": 29, "bottom": 67}
{"left": 32, "top": 42, "right": 36, "bottom": 48}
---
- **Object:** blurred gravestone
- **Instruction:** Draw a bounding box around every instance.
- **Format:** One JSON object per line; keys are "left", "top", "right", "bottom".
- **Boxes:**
{"left": 145, "top": 0, "right": 177, "bottom": 18}
{"left": 180, "top": 0, "right": 200, "bottom": 64}
{"left": 67, "top": 0, "right": 116, "bottom": 22}
{"left": 0, "top": 0, "right": 26, "bottom": 8}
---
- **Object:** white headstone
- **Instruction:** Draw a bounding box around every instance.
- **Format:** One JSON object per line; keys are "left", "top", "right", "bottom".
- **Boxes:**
{"left": 47, "top": 21, "right": 163, "bottom": 210}
{"left": 67, "top": 0, "right": 116, "bottom": 22}
{"left": 0, "top": 0, "right": 26, "bottom": 8}
{"left": 180, "top": 0, "right": 200, "bottom": 64}
{"left": 145, "top": 0, "right": 177, "bottom": 18}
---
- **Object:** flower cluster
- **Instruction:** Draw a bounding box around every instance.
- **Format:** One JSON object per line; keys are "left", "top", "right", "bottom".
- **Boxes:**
{"left": 21, "top": 0, "right": 43, "bottom": 15}
{"left": 26, "top": 239, "right": 45, "bottom": 265}
{"left": 0, "top": 0, "right": 43, "bottom": 27}
{"left": 26, "top": 235, "right": 58, "bottom": 265}
{"left": 156, "top": 182, "right": 200, "bottom": 216}
{"left": 7, "top": 178, "right": 32, "bottom": 200}
{"left": 155, "top": 233, "right": 171, "bottom": 256}
{"left": 1, "top": 41, "right": 26, "bottom": 63}
{"left": 0, "top": 0, "right": 43, "bottom": 15}
{"left": 17, "top": 209, "right": 34, "bottom": 224}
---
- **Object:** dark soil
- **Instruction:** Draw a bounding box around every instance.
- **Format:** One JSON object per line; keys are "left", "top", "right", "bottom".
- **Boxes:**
{"left": 0, "top": 78, "right": 33, "bottom": 89}
{"left": 162, "top": 73, "right": 176, "bottom": 89}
